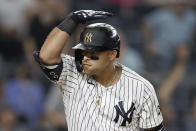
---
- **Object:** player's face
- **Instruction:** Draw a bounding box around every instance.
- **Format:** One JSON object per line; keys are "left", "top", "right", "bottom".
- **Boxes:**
{"left": 82, "top": 50, "right": 115, "bottom": 76}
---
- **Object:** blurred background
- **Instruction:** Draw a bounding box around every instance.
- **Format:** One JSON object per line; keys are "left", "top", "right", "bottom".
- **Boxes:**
{"left": 0, "top": 0, "right": 196, "bottom": 130}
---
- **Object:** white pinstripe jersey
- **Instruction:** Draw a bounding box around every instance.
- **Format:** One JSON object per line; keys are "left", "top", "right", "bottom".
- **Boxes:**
{"left": 53, "top": 54, "right": 163, "bottom": 131}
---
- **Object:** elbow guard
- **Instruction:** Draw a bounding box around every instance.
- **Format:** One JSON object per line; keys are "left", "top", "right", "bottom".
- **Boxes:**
{"left": 33, "top": 51, "right": 63, "bottom": 81}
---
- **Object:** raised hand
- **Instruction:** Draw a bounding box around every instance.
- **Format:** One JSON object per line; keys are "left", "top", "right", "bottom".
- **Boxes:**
{"left": 71, "top": 10, "right": 113, "bottom": 24}
{"left": 57, "top": 10, "right": 113, "bottom": 35}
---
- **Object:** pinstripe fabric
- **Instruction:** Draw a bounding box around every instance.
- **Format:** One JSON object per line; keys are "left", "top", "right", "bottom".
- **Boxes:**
{"left": 52, "top": 54, "right": 163, "bottom": 131}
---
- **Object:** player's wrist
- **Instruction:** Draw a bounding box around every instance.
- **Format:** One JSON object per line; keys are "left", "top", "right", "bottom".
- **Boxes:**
{"left": 57, "top": 14, "right": 78, "bottom": 35}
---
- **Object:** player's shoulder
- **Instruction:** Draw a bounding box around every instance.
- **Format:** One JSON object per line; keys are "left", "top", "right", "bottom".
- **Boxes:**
{"left": 61, "top": 53, "right": 76, "bottom": 66}
{"left": 122, "top": 65, "right": 154, "bottom": 89}
{"left": 61, "top": 53, "right": 75, "bottom": 61}
{"left": 122, "top": 65, "right": 157, "bottom": 99}
{"left": 122, "top": 65, "right": 145, "bottom": 81}
{"left": 60, "top": 53, "right": 79, "bottom": 76}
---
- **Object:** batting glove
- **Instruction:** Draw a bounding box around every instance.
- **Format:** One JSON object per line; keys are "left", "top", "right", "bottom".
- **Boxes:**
{"left": 57, "top": 10, "right": 113, "bottom": 35}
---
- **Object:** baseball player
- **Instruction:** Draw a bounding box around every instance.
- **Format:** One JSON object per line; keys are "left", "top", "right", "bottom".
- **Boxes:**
{"left": 34, "top": 10, "right": 164, "bottom": 131}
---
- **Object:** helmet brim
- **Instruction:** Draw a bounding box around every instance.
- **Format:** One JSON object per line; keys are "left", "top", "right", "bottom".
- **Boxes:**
{"left": 72, "top": 43, "right": 108, "bottom": 52}
{"left": 72, "top": 43, "right": 87, "bottom": 50}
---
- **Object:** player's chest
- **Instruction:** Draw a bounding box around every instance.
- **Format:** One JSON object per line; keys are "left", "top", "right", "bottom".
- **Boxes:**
{"left": 77, "top": 83, "right": 140, "bottom": 127}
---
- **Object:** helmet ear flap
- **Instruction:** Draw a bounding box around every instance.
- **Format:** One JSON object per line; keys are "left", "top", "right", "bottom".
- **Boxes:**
{"left": 115, "top": 35, "right": 120, "bottom": 58}
{"left": 75, "top": 50, "right": 84, "bottom": 72}
{"left": 117, "top": 39, "right": 120, "bottom": 58}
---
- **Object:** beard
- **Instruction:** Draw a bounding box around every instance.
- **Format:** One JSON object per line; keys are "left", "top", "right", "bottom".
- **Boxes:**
{"left": 83, "top": 64, "right": 99, "bottom": 76}
{"left": 83, "top": 67, "right": 94, "bottom": 76}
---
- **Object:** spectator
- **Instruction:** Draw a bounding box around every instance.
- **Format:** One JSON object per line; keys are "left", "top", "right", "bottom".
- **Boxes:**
{"left": 143, "top": 1, "right": 196, "bottom": 130}
{"left": 185, "top": 95, "right": 196, "bottom": 131}
{"left": 158, "top": 47, "right": 189, "bottom": 130}
{"left": 107, "top": 0, "right": 142, "bottom": 8}
{"left": 0, "top": 81, "right": 6, "bottom": 109}
{"left": 0, "top": 30, "right": 24, "bottom": 63}
{"left": 143, "top": 0, "right": 196, "bottom": 73}
{"left": 0, "top": 0, "right": 33, "bottom": 38}
{"left": 41, "top": 84, "right": 68, "bottom": 131}
{"left": 0, "top": 105, "right": 28, "bottom": 131}
{"left": 0, "top": 81, "right": 28, "bottom": 131}
{"left": 3, "top": 62, "right": 45, "bottom": 129}
{"left": 26, "top": 0, "right": 70, "bottom": 50}
{"left": 119, "top": 31, "right": 145, "bottom": 74}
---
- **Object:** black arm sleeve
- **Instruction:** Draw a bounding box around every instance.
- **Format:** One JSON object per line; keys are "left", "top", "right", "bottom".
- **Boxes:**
{"left": 33, "top": 51, "right": 63, "bottom": 81}
{"left": 144, "top": 123, "right": 165, "bottom": 131}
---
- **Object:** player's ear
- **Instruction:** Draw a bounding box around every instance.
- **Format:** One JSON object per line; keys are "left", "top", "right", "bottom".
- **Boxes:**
{"left": 108, "top": 50, "right": 117, "bottom": 61}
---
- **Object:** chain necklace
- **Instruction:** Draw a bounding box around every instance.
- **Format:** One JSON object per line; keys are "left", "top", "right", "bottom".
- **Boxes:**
{"left": 96, "top": 67, "right": 118, "bottom": 105}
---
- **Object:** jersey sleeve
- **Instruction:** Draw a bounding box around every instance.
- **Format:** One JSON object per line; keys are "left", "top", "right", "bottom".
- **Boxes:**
{"left": 139, "top": 81, "right": 163, "bottom": 129}
{"left": 57, "top": 54, "right": 78, "bottom": 93}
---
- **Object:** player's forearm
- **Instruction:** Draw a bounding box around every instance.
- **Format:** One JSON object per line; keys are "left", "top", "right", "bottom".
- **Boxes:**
{"left": 39, "top": 27, "right": 70, "bottom": 64}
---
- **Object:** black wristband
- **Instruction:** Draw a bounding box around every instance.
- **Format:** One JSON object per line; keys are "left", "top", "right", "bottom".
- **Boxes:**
{"left": 57, "top": 13, "right": 78, "bottom": 35}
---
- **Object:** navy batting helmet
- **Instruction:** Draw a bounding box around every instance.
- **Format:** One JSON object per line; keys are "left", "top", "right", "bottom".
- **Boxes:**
{"left": 72, "top": 23, "right": 120, "bottom": 72}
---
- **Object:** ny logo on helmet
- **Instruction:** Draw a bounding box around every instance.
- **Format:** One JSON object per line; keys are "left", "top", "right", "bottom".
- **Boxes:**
{"left": 84, "top": 33, "right": 93, "bottom": 43}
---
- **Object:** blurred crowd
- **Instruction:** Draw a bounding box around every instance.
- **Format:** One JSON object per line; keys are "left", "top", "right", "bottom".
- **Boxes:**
{"left": 0, "top": 0, "right": 196, "bottom": 131}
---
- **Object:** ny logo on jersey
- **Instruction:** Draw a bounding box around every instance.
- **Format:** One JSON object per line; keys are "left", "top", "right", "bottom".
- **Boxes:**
{"left": 114, "top": 101, "right": 135, "bottom": 126}
{"left": 84, "top": 32, "right": 93, "bottom": 43}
